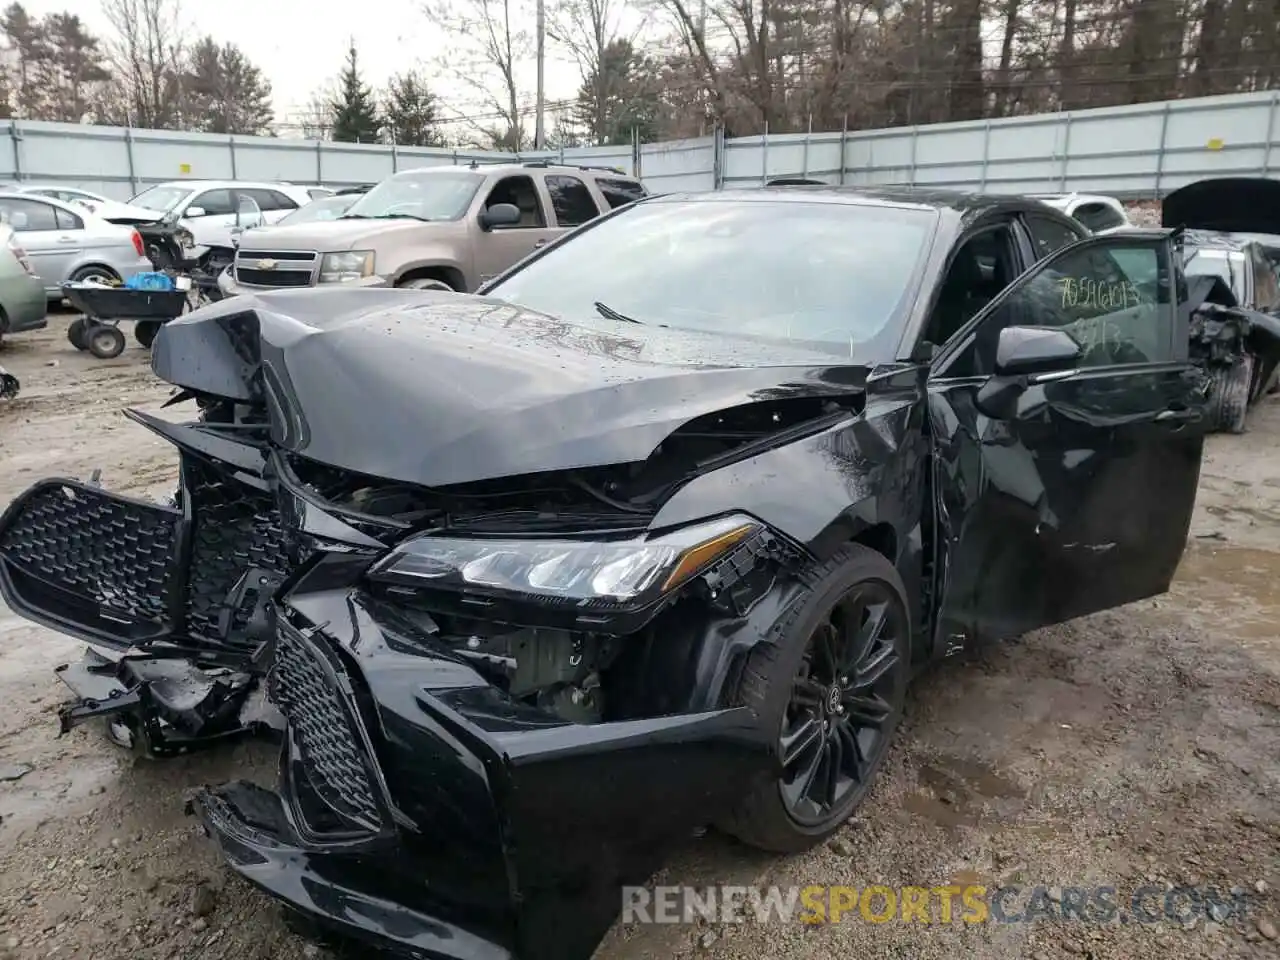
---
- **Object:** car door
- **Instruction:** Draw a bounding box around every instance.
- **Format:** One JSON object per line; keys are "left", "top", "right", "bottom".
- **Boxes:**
{"left": 925, "top": 232, "right": 1208, "bottom": 652}
{"left": 0, "top": 196, "right": 76, "bottom": 292}
{"left": 472, "top": 174, "right": 560, "bottom": 284}
{"left": 181, "top": 187, "right": 238, "bottom": 247}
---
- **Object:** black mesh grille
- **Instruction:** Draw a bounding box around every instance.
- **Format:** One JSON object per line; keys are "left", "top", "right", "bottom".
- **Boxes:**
{"left": 182, "top": 460, "right": 296, "bottom": 650}
{"left": 0, "top": 483, "right": 177, "bottom": 625}
{"left": 235, "top": 268, "right": 313, "bottom": 287}
{"left": 274, "top": 624, "right": 382, "bottom": 830}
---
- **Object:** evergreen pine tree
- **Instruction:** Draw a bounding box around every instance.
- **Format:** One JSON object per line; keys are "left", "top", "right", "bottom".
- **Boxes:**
{"left": 330, "top": 41, "right": 380, "bottom": 143}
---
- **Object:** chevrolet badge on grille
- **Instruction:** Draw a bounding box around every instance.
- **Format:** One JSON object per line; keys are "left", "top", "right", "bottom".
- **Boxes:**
{"left": 256, "top": 258, "right": 278, "bottom": 270}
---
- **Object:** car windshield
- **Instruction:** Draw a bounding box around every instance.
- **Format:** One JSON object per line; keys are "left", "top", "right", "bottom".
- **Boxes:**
{"left": 278, "top": 194, "right": 358, "bottom": 225}
{"left": 129, "top": 185, "right": 193, "bottom": 213}
{"left": 483, "top": 198, "right": 936, "bottom": 351}
{"left": 342, "top": 170, "right": 484, "bottom": 222}
{"left": 1183, "top": 246, "right": 1248, "bottom": 303}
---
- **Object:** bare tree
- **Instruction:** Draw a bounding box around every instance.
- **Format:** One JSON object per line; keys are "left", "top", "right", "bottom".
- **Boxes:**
{"left": 98, "top": 0, "right": 186, "bottom": 128}
{"left": 297, "top": 79, "right": 340, "bottom": 139}
{"left": 549, "top": 0, "right": 639, "bottom": 142}
{"left": 421, "top": 0, "right": 529, "bottom": 149}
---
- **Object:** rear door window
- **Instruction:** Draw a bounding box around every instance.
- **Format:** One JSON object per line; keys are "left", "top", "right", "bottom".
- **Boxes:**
{"left": 544, "top": 175, "right": 600, "bottom": 227}
{"left": 1025, "top": 215, "right": 1084, "bottom": 261}
{"left": 1072, "top": 202, "right": 1126, "bottom": 232}
{"left": 0, "top": 197, "right": 59, "bottom": 231}
{"left": 595, "top": 177, "right": 647, "bottom": 209}
{"left": 54, "top": 205, "right": 83, "bottom": 230}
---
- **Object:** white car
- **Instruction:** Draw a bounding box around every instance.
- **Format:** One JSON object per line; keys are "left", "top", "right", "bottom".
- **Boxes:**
{"left": 1029, "top": 193, "right": 1131, "bottom": 233}
{"left": 124, "top": 180, "right": 316, "bottom": 254}
{"left": 0, "top": 183, "right": 163, "bottom": 224}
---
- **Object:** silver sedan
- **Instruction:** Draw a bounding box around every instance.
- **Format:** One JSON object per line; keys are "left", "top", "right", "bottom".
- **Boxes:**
{"left": 0, "top": 192, "right": 152, "bottom": 301}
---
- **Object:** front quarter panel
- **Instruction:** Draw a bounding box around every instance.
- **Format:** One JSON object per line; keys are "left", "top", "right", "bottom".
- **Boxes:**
{"left": 651, "top": 364, "right": 930, "bottom": 633}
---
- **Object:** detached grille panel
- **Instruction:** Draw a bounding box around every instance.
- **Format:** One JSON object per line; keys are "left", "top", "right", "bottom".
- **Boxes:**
{"left": 182, "top": 460, "right": 297, "bottom": 650}
{"left": 0, "top": 482, "right": 178, "bottom": 625}
{"left": 274, "top": 622, "right": 383, "bottom": 831}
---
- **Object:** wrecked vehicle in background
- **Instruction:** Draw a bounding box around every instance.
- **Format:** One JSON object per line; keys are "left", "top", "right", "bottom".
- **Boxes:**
{"left": 1163, "top": 177, "right": 1280, "bottom": 433}
{"left": 0, "top": 187, "right": 1210, "bottom": 960}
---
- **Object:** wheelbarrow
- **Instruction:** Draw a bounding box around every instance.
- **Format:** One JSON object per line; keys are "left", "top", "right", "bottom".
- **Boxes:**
{"left": 61, "top": 280, "right": 190, "bottom": 359}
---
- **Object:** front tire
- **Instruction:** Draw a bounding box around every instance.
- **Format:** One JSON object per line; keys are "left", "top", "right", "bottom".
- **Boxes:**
{"left": 720, "top": 544, "right": 911, "bottom": 853}
{"left": 1208, "top": 355, "right": 1252, "bottom": 434}
{"left": 397, "top": 276, "right": 455, "bottom": 292}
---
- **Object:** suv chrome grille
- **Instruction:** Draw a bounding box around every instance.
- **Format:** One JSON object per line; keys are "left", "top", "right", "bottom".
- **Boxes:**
{"left": 234, "top": 249, "right": 318, "bottom": 288}
{"left": 273, "top": 621, "right": 383, "bottom": 832}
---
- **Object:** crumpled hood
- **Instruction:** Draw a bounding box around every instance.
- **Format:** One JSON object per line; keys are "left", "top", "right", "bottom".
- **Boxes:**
{"left": 1163, "top": 177, "right": 1280, "bottom": 234}
{"left": 151, "top": 288, "right": 870, "bottom": 488}
{"left": 234, "top": 217, "right": 432, "bottom": 253}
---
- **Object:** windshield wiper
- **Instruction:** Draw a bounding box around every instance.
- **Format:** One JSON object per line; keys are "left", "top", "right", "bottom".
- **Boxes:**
{"left": 339, "top": 213, "right": 371, "bottom": 219}
{"left": 594, "top": 301, "right": 643, "bottom": 325}
{"left": 371, "top": 213, "right": 432, "bottom": 222}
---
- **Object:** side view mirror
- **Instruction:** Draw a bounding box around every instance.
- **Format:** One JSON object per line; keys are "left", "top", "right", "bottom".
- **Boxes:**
{"left": 184, "top": 205, "right": 207, "bottom": 219}
{"left": 977, "top": 325, "right": 1083, "bottom": 420}
{"left": 994, "top": 325, "right": 1083, "bottom": 377}
{"left": 478, "top": 203, "right": 521, "bottom": 230}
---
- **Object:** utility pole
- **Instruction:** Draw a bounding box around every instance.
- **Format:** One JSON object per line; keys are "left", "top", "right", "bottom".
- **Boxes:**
{"left": 535, "top": 0, "right": 546, "bottom": 150}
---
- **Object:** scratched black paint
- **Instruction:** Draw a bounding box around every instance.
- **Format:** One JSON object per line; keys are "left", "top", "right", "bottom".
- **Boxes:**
{"left": 0, "top": 190, "right": 1212, "bottom": 960}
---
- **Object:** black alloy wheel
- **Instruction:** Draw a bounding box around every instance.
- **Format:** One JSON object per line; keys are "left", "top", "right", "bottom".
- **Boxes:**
{"left": 719, "top": 544, "right": 911, "bottom": 853}
{"left": 780, "top": 581, "right": 904, "bottom": 827}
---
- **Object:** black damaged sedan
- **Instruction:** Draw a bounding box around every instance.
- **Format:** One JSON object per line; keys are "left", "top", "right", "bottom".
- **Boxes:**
{"left": 0, "top": 188, "right": 1209, "bottom": 960}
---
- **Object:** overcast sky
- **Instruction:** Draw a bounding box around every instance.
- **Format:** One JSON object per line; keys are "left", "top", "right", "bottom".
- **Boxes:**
{"left": 22, "top": 0, "right": 587, "bottom": 134}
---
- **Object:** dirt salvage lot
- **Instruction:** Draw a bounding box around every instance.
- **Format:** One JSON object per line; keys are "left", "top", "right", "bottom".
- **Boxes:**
{"left": 0, "top": 316, "right": 1278, "bottom": 960}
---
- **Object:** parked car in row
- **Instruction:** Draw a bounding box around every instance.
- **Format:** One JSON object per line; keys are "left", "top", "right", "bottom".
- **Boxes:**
{"left": 0, "top": 222, "right": 49, "bottom": 339}
{"left": 0, "top": 192, "right": 151, "bottom": 300}
{"left": 0, "top": 182, "right": 163, "bottom": 223}
{"left": 1159, "top": 176, "right": 1280, "bottom": 432}
{"left": 243, "top": 192, "right": 359, "bottom": 233}
{"left": 125, "top": 180, "right": 316, "bottom": 254}
{"left": 219, "top": 161, "right": 649, "bottom": 295}
{"left": 0, "top": 185, "right": 1211, "bottom": 960}
{"left": 1031, "top": 192, "right": 1132, "bottom": 232}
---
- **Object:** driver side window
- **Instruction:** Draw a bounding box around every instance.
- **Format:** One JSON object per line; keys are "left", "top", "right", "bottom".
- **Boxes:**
{"left": 923, "top": 224, "right": 1020, "bottom": 350}
{"left": 957, "top": 238, "right": 1175, "bottom": 375}
{"left": 482, "top": 176, "right": 547, "bottom": 229}
{"left": 189, "top": 189, "right": 235, "bottom": 217}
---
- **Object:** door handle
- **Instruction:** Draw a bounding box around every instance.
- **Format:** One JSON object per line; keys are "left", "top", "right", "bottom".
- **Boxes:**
{"left": 533, "top": 239, "right": 548, "bottom": 248}
{"left": 56, "top": 236, "right": 76, "bottom": 243}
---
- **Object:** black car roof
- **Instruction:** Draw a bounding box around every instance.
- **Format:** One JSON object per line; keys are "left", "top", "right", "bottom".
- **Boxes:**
{"left": 647, "top": 185, "right": 1070, "bottom": 216}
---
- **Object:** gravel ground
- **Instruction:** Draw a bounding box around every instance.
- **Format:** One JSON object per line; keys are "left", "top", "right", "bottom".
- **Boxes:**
{"left": 0, "top": 312, "right": 1277, "bottom": 960}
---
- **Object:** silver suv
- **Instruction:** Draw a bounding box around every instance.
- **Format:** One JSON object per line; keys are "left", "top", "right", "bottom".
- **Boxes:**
{"left": 219, "top": 162, "right": 647, "bottom": 295}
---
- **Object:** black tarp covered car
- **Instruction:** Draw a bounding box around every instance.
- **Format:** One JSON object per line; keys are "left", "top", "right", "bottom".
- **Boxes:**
{"left": 1162, "top": 177, "right": 1280, "bottom": 431}
{"left": 0, "top": 188, "right": 1210, "bottom": 960}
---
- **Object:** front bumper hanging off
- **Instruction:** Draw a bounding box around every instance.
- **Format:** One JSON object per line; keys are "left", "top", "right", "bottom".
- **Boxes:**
{"left": 0, "top": 446, "right": 771, "bottom": 960}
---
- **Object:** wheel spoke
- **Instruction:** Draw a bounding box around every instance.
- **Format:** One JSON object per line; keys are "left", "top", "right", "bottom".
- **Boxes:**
{"left": 821, "top": 726, "right": 844, "bottom": 807}
{"left": 792, "top": 677, "right": 827, "bottom": 710}
{"left": 782, "top": 734, "right": 826, "bottom": 809}
{"left": 853, "top": 641, "right": 898, "bottom": 689}
{"left": 836, "top": 720, "right": 866, "bottom": 782}
{"left": 780, "top": 715, "right": 823, "bottom": 769}
{"left": 814, "top": 623, "right": 839, "bottom": 677}
{"left": 842, "top": 692, "right": 892, "bottom": 729}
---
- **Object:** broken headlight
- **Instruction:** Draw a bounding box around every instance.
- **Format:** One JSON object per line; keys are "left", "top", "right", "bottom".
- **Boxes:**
{"left": 368, "top": 515, "right": 760, "bottom": 606}
{"left": 319, "top": 250, "right": 375, "bottom": 283}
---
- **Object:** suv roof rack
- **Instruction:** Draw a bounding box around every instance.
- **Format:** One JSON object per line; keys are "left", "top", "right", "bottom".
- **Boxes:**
{"left": 520, "top": 159, "right": 630, "bottom": 176}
